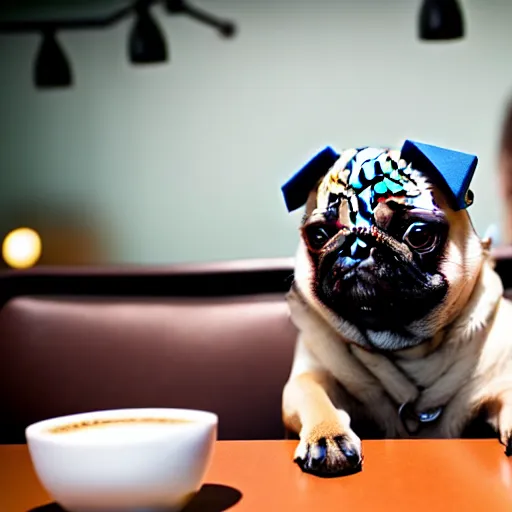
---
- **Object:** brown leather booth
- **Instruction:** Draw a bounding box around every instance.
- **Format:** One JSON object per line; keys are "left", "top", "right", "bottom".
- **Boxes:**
{"left": 1, "top": 250, "right": 512, "bottom": 445}
{"left": 0, "top": 258, "right": 297, "bottom": 444}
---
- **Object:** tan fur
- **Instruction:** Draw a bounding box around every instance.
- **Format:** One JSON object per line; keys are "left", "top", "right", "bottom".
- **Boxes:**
{"left": 283, "top": 167, "right": 512, "bottom": 475}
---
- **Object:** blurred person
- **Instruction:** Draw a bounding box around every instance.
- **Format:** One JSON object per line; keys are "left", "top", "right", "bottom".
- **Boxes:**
{"left": 498, "top": 97, "right": 512, "bottom": 245}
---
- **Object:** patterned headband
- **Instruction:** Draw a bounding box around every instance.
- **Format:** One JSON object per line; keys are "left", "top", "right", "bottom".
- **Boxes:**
{"left": 281, "top": 140, "right": 478, "bottom": 214}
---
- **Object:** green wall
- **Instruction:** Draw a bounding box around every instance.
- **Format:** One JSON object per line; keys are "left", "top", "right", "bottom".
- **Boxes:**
{"left": 0, "top": 0, "right": 508, "bottom": 265}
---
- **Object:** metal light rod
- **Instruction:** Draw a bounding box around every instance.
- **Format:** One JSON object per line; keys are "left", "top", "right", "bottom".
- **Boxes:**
{"left": 165, "top": 0, "right": 236, "bottom": 38}
{"left": 0, "top": 0, "right": 237, "bottom": 37}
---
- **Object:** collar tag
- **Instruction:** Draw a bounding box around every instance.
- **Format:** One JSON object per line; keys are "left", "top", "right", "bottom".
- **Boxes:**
{"left": 398, "top": 402, "right": 444, "bottom": 435}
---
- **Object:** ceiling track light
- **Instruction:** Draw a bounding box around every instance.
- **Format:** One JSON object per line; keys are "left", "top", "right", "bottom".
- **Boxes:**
{"left": 0, "top": 0, "right": 237, "bottom": 89}
{"left": 419, "top": 0, "right": 465, "bottom": 41}
{"left": 34, "top": 29, "right": 73, "bottom": 88}
{"left": 129, "top": 1, "right": 168, "bottom": 64}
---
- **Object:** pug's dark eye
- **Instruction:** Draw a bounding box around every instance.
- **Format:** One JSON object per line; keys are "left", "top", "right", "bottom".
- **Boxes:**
{"left": 403, "top": 222, "right": 439, "bottom": 253}
{"left": 304, "top": 224, "right": 338, "bottom": 251}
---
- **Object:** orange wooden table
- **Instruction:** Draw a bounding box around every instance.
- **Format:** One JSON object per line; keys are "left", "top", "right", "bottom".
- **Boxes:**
{"left": 2, "top": 440, "right": 512, "bottom": 512}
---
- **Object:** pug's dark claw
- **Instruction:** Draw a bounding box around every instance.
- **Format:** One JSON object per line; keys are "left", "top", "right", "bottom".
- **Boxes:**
{"left": 336, "top": 436, "right": 361, "bottom": 466}
{"left": 505, "top": 437, "right": 512, "bottom": 457}
{"left": 294, "top": 435, "right": 362, "bottom": 477}
{"left": 309, "top": 438, "right": 327, "bottom": 469}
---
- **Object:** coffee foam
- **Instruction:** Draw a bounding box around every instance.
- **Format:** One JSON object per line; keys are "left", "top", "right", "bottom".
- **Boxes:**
{"left": 46, "top": 417, "right": 194, "bottom": 442}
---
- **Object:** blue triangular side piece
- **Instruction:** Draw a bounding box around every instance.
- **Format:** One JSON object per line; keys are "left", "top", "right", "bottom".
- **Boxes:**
{"left": 281, "top": 146, "right": 340, "bottom": 212}
{"left": 400, "top": 140, "right": 478, "bottom": 210}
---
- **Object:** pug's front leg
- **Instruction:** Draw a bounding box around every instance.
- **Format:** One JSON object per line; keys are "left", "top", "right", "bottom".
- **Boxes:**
{"left": 283, "top": 370, "right": 362, "bottom": 476}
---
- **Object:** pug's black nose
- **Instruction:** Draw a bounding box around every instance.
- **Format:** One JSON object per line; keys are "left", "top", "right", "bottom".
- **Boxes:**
{"left": 348, "top": 237, "right": 372, "bottom": 260}
{"left": 337, "top": 240, "right": 376, "bottom": 274}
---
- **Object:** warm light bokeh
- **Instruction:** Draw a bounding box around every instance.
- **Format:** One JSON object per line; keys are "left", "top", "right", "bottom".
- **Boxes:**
{"left": 2, "top": 227, "right": 42, "bottom": 269}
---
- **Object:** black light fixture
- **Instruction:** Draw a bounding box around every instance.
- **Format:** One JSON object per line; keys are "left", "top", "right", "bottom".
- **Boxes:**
{"left": 129, "top": 1, "right": 168, "bottom": 64}
{"left": 0, "top": 0, "right": 237, "bottom": 89}
{"left": 34, "top": 29, "right": 72, "bottom": 88}
{"left": 419, "top": 0, "right": 465, "bottom": 41}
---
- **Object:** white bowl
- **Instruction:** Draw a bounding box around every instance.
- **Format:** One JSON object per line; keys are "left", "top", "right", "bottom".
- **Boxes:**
{"left": 25, "top": 408, "right": 218, "bottom": 512}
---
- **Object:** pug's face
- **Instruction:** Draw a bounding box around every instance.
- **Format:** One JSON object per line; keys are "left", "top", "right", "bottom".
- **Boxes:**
{"left": 294, "top": 147, "right": 484, "bottom": 351}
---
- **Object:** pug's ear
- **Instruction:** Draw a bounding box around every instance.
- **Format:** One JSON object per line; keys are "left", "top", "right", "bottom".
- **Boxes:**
{"left": 400, "top": 140, "right": 478, "bottom": 211}
{"left": 281, "top": 146, "right": 340, "bottom": 212}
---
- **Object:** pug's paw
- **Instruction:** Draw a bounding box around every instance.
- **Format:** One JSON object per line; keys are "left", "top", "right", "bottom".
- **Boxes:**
{"left": 494, "top": 403, "right": 512, "bottom": 456}
{"left": 504, "top": 437, "right": 512, "bottom": 456}
{"left": 499, "top": 428, "right": 512, "bottom": 456}
{"left": 294, "top": 420, "right": 362, "bottom": 477}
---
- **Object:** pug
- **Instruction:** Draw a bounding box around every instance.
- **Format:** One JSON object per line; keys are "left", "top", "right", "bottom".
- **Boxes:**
{"left": 281, "top": 141, "right": 512, "bottom": 477}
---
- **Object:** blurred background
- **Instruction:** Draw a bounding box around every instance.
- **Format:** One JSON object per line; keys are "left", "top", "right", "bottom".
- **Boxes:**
{"left": 0, "top": 0, "right": 511, "bottom": 268}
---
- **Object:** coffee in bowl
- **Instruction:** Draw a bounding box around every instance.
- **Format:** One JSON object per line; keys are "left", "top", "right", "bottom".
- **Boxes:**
{"left": 26, "top": 408, "right": 218, "bottom": 512}
{"left": 47, "top": 417, "right": 193, "bottom": 434}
